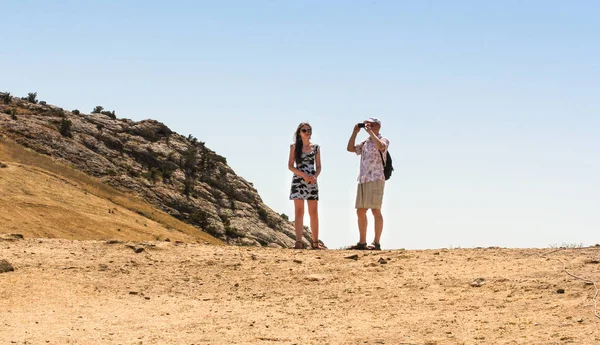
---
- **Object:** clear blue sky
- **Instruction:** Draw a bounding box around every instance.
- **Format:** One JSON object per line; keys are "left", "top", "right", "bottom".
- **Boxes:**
{"left": 2, "top": 1, "right": 599, "bottom": 249}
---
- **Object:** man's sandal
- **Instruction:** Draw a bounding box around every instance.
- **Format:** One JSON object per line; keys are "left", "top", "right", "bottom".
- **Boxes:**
{"left": 348, "top": 242, "right": 368, "bottom": 250}
{"left": 367, "top": 242, "right": 381, "bottom": 250}
{"left": 311, "top": 241, "right": 326, "bottom": 250}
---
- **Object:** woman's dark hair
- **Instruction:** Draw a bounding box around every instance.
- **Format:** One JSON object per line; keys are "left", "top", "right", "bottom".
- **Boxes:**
{"left": 294, "top": 122, "right": 311, "bottom": 166}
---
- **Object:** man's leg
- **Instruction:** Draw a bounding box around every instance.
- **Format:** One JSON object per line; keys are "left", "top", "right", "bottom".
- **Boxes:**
{"left": 355, "top": 182, "right": 368, "bottom": 245}
{"left": 357, "top": 208, "right": 368, "bottom": 244}
{"left": 371, "top": 208, "right": 383, "bottom": 245}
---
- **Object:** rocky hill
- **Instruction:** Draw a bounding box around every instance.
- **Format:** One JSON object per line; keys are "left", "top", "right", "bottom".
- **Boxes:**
{"left": 0, "top": 91, "right": 311, "bottom": 248}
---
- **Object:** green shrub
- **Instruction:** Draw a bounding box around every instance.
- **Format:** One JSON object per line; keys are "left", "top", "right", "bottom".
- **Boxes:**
{"left": 205, "top": 225, "right": 220, "bottom": 237}
{"left": 27, "top": 92, "right": 38, "bottom": 103}
{"left": 219, "top": 214, "right": 231, "bottom": 227}
{"left": 59, "top": 119, "right": 72, "bottom": 137}
{"left": 0, "top": 92, "right": 11, "bottom": 104}
{"left": 159, "top": 161, "right": 177, "bottom": 181}
{"left": 101, "top": 110, "right": 116, "bottom": 119}
{"left": 39, "top": 101, "right": 47, "bottom": 105}
{"left": 189, "top": 210, "right": 210, "bottom": 229}
{"left": 280, "top": 213, "right": 289, "bottom": 221}
{"left": 92, "top": 106, "right": 104, "bottom": 113}
{"left": 257, "top": 208, "right": 268, "bottom": 222}
{"left": 141, "top": 167, "right": 161, "bottom": 183}
{"left": 225, "top": 226, "right": 243, "bottom": 238}
{"left": 72, "top": 109, "right": 80, "bottom": 115}
{"left": 127, "top": 167, "right": 139, "bottom": 177}
{"left": 105, "top": 168, "right": 118, "bottom": 176}
{"left": 8, "top": 108, "right": 17, "bottom": 120}
{"left": 49, "top": 108, "right": 65, "bottom": 117}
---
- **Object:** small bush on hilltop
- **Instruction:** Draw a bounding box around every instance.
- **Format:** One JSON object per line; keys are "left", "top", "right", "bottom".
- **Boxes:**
{"left": 101, "top": 110, "right": 116, "bottom": 119}
{"left": 27, "top": 92, "right": 38, "bottom": 104}
{"left": 48, "top": 108, "right": 65, "bottom": 117}
{"left": 72, "top": 109, "right": 80, "bottom": 115}
{"left": 92, "top": 106, "right": 116, "bottom": 119}
{"left": 1, "top": 92, "right": 11, "bottom": 104}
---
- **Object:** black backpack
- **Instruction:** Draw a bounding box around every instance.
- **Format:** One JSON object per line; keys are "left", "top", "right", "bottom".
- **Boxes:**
{"left": 379, "top": 150, "right": 394, "bottom": 180}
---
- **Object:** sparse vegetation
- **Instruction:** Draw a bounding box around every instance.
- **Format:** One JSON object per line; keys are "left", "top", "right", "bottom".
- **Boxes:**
{"left": 257, "top": 207, "right": 278, "bottom": 229}
{"left": 8, "top": 108, "right": 17, "bottom": 120}
{"left": 182, "top": 146, "right": 199, "bottom": 196}
{"left": 72, "top": 109, "right": 80, "bottom": 115}
{"left": 92, "top": 106, "right": 117, "bottom": 119}
{"left": 258, "top": 208, "right": 268, "bottom": 222}
{"left": 159, "top": 161, "right": 177, "bottom": 182}
{"left": 127, "top": 166, "right": 140, "bottom": 178}
{"left": 205, "top": 225, "right": 220, "bottom": 237}
{"left": 1, "top": 92, "right": 12, "bottom": 104}
{"left": 27, "top": 92, "right": 38, "bottom": 103}
{"left": 59, "top": 119, "right": 72, "bottom": 137}
{"left": 280, "top": 213, "right": 289, "bottom": 221}
{"left": 39, "top": 101, "right": 47, "bottom": 105}
{"left": 141, "top": 167, "right": 161, "bottom": 183}
{"left": 49, "top": 108, "right": 65, "bottom": 117}
{"left": 219, "top": 214, "right": 230, "bottom": 227}
{"left": 225, "top": 226, "right": 243, "bottom": 238}
{"left": 189, "top": 210, "right": 210, "bottom": 230}
{"left": 102, "top": 110, "right": 116, "bottom": 119}
{"left": 105, "top": 168, "right": 118, "bottom": 176}
{"left": 549, "top": 242, "right": 585, "bottom": 249}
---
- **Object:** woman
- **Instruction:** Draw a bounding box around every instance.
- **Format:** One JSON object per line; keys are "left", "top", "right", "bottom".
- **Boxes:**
{"left": 288, "top": 122, "right": 323, "bottom": 249}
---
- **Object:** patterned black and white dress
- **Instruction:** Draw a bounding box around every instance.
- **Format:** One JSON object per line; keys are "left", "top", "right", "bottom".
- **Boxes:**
{"left": 290, "top": 144, "right": 319, "bottom": 200}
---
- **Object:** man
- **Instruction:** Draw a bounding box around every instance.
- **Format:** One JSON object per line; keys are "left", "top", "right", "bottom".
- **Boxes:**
{"left": 346, "top": 117, "right": 390, "bottom": 250}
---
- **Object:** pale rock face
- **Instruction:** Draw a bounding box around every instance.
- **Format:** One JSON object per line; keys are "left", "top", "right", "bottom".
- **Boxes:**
{"left": 0, "top": 94, "right": 315, "bottom": 248}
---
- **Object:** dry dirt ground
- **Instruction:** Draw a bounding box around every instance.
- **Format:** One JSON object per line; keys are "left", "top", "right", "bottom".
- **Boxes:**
{"left": 1, "top": 237, "right": 599, "bottom": 345}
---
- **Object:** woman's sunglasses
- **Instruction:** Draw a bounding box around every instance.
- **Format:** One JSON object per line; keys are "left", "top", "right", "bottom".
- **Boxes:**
{"left": 301, "top": 128, "right": 312, "bottom": 133}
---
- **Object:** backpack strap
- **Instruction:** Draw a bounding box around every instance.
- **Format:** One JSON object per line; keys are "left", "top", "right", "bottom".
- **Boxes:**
{"left": 379, "top": 150, "right": 386, "bottom": 167}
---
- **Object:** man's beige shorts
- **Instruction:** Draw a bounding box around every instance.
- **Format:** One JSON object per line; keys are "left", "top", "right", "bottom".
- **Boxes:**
{"left": 355, "top": 180, "right": 385, "bottom": 209}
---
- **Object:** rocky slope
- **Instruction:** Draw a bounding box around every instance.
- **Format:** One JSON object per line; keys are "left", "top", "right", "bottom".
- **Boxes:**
{"left": 0, "top": 91, "right": 310, "bottom": 248}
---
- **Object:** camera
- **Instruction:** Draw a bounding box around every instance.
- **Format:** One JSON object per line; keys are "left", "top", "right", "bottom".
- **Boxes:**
{"left": 357, "top": 123, "right": 365, "bottom": 128}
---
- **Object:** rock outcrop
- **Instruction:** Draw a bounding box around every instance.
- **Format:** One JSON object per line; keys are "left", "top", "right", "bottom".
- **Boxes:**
{"left": 0, "top": 92, "right": 312, "bottom": 248}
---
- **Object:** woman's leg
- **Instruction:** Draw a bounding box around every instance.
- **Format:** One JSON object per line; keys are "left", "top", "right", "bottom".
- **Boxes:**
{"left": 293, "top": 199, "right": 305, "bottom": 243}
{"left": 307, "top": 200, "right": 319, "bottom": 245}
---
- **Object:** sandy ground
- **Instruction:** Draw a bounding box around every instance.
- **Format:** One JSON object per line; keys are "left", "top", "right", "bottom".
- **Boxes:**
{"left": 1, "top": 237, "right": 599, "bottom": 345}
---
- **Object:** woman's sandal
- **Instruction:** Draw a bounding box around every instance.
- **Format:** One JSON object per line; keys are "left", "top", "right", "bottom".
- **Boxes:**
{"left": 294, "top": 241, "right": 304, "bottom": 249}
